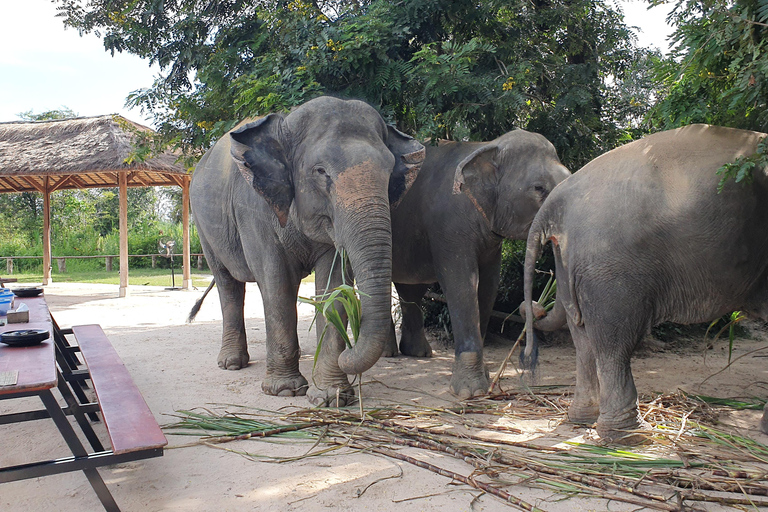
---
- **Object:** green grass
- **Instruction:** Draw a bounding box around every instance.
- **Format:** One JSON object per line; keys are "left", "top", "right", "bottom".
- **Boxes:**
{"left": 5, "top": 268, "right": 214, "bottom": 288}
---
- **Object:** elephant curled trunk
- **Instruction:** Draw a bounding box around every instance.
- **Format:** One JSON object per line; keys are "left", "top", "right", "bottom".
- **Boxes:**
{"left": 336, "top": 200, "right": 393, "bottom": 376}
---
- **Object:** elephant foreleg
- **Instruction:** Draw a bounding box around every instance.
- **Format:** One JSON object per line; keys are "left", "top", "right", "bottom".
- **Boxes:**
{"left": 260, "top": 280, "right": 308, "bottom": 396}
{"left": 439, "top": 265, "right": 489, "bottom": 399}
{"left": 477, "top": 256, "right": 501, "bottom": 342}
{"left": 395, "top": 282, "right": 432, "bottom": 357}
{"left": 306, "top": 250, "right": 355, "bottom": 406}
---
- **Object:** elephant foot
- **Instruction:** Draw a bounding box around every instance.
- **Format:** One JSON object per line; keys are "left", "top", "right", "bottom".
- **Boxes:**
{"left": 262, "top": 373, "right": 308, "bottom": 397}
{"left": 761, "top": 403, "right": 768, "bottom": 435}
{"left": 399, "top": 328, "right": 432, "bottom": 357}
{"left": 381, "top": 322, "right": 399, "bottom": 357}
{"left": 217, "top": 346, "right": 250, "bottom": 370}
{"left": 595, "top": 425, "right": 651, "bottom": 446}
{"left": 307, "top": 383, "right": 356, "bottom": 407}
{"left": 595, "top": 411, "right": 649, "bottom": 445}
{"left": 567, "top": 403, "right": 600, "bottom": 426}
{"left": 450, "top": 352, "right": 489, "bottom": 399}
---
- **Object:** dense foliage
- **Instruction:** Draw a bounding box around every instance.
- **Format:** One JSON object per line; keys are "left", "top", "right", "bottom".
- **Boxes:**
{"left": 650, "top": 0, "right": 768, "bottom": 131}
{"left": 57, "top": 0, "right": 658, "bottom": 170}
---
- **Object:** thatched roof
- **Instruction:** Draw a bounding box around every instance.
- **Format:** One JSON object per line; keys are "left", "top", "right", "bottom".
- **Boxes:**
{"left": 0, "top": 115, "right": 189, "bottom": 194}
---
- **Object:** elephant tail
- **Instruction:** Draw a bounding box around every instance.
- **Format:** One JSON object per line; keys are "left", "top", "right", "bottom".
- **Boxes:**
{"left": 187, "top": 278, "right": 216, "bottom": 323}
{"left": 520, "top": 220, "right": 543, "bottom": 374}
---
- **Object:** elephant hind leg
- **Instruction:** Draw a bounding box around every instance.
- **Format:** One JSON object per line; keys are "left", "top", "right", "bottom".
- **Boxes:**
{"left": 589, "top": 317, "right": 650, "bottom": 445}
{"left": 567, "top": 323, "right": 600, "bottom": 425}
{"left": 395, "top": 282, "right": 432, "bottom": 357}
{"left": 212, "top": 268, "right": 250, "bottom": 371}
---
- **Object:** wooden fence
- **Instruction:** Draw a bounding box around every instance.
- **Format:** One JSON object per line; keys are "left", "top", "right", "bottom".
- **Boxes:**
{"left": 3, "top": 254, "right": 207, "bottom": 274}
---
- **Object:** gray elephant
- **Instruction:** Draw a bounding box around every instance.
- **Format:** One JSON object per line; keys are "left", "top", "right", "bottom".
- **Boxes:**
{"left": 386, "top": 130, "right": 570, "bottom": 398}
{"left": 190, "top": 96, "right": 425, "bottom": 405}
{"left": 521, "top": 124, "right": 768, "bottom": 443}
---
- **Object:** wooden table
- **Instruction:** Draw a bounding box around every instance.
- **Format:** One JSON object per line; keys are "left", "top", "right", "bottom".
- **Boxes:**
{"left": 0, "top": 294, "right": 165, "bottom": 512}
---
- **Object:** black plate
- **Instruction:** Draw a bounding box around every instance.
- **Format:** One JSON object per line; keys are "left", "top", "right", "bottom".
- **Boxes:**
{"left": 11, "top": 287, "right": 43, "bottom": 298}
{"left": 1, "top": 329, "right": 50, "bottom": 346}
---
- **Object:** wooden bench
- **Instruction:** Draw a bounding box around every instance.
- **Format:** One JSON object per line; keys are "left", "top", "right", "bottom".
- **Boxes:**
{"left": 0, "top": 277, "right": 17, "bottom": 288}
{"left": 72, "top": 324, "right": 167, "bottom": 456}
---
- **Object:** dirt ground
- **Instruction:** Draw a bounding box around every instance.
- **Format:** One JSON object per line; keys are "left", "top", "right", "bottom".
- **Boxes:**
{"left": 1, "top": 280, "right": 767, "bottom": 511}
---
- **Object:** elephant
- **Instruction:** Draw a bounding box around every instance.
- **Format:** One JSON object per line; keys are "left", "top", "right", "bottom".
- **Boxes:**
{"left": 189, "top": 96, "right": 425, "bottom": 406}
{"left": 385, "top": 129, "right": 571, "bottom": 398}
{"left": 521, "top": 124, "right": 768, "bottom": 443}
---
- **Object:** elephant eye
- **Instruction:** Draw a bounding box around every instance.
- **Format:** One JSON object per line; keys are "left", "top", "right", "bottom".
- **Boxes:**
{"left": 534, "top": 185, "right": 547, "bottom": 195}
{"left": 314, "top": 166, "right": 328, "bottom": 176}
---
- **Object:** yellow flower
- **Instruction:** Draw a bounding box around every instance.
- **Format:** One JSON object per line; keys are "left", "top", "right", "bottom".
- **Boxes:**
{"left": 502, "top": 77, "right": 516, "bottom": 91}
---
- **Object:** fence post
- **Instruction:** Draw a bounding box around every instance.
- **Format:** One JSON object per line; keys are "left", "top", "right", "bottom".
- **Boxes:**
{"left": 56, "top": 258, "right": 66, "bottom": 273}
{"left": 197, "top": 254, "right": 204, "bottom": 270}
{"left": 105, "top": 256, "right": 113, "bottom": 272}
{"left": 152, "top": 255, "right": 157, "bottom": 268}
{"left": 6, "top": 258, "right": 12, "bottom": 275}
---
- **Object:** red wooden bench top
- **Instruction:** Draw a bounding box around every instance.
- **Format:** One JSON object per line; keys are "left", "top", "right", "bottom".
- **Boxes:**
{"left": 72, "top": 324, "right": 167, "bottom": 455}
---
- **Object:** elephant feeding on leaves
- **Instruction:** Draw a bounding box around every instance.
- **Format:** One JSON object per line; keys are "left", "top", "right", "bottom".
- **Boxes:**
{"left": 387, "top": 130, "right": 570, "bottom": 398}
{"left": 190, "top": 96, "right": 425, "bottom": 406}
{"left": 522, "top": 124, "right": 768, "bottom": 443}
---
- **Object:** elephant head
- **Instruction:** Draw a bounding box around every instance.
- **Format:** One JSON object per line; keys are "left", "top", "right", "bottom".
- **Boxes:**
{"left": 453, "top": 130, "right": 570, "bottom": 239}
{"left": 229, "top": 97, "right": 425, "bottom": 375}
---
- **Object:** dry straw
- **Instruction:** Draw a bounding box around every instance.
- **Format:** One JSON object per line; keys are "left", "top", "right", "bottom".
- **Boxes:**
{"left": 166, "top": 389, "right": 768, "bottom": 511}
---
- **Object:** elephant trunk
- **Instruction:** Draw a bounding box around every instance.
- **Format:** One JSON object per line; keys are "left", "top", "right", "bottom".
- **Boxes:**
{"left": 336, "top": 199, "right": 393, "bottom": 376}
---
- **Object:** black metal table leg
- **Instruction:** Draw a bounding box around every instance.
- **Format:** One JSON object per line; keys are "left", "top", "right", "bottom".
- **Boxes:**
{"left": 38, "top": 389, "right": 121, "bottom": 512}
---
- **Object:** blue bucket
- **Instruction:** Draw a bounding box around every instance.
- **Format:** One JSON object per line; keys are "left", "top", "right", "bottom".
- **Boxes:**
{"left": 0, "top": 296, "right": 12, "bottom": 315}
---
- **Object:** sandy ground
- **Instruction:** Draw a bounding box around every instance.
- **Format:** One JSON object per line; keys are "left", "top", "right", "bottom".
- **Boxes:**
{"left": 1, "top": 280, "right": 767, "bottom": 511}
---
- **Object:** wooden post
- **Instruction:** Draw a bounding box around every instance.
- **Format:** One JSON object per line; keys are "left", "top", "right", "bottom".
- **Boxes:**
{"left": 151, "top": 255, "right": 157, "bottom": 268}
{"left": 119, "top": 172, "right": 129, "bottom": 297}
{"left": 42, "top": 179, "right": 52, "bottom": 285}
{"left": 57, "top": 258, "right": 66, "bottom": 273}
{"left": 105, "top": 256, "right": 113, "bottom": 272}
{"left": 6, "top": 258, "right": 12, "bottom": 275}
{"left": 182, "top": 175, "right": 191, "bottom": 290}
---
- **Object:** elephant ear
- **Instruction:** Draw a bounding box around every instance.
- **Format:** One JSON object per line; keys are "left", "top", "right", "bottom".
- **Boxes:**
{"left": 386, "top": 126, "right": 426, "bottom": 208}
{"left": 452, "top": 144, "right": 499, "bottom": 220}
{"left": 230, "top": 114, "right": 294, "bottom": 227}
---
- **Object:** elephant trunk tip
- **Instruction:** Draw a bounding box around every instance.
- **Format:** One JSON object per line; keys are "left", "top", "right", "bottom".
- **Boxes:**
{"left": 337, "top": 344, "right": 382, "bottom": 376}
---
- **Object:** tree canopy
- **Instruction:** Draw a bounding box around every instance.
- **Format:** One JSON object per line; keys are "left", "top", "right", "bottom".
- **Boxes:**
{"left": 649, "top": 0, "right": 768, "bottom": 132}
{"left": 56, "top": 0, "right": 659, "bottom": 170}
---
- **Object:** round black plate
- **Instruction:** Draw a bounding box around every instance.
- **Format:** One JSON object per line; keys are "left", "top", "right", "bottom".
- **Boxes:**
{"left": 11, "top": 287, "right": 43, "bottom": 298}
{"left": 1, "top": 329, "right": 50, "bottom": 346}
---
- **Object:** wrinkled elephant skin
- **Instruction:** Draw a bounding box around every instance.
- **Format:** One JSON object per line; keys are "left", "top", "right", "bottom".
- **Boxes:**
{"left": 522, "top": 124, "right": 768, "bottom": 443}
{"left": 388, "top": 130, "right": 570, "bottom": 399}
{"left": 190, "top": 96, "right": 425, "bottom": 406}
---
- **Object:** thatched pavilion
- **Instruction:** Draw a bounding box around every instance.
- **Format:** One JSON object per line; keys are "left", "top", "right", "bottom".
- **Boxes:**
{"left": 0, "top": 115, "right": 192, "bottom": 297}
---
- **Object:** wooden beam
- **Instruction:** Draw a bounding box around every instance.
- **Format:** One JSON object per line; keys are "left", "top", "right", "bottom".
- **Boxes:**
{"left": 20, "top": 176, "right": 46, "bottom": 193}
{"left": 42, "top": 177, "right": 51, "bottom": 286}
{"left": 48, "top": 175, "right": 78, "bottom": 193}
{"left": 0, "top": 178, "right": 25, "bottom": 193}
{"left": 119, "top": 171, "right": 129, "bottom": 297}
{"left": 182, "top": 175, "right": 191, "bottom": 290}
{"left": 167, "top": 174, "right": 185, "bottom": 188}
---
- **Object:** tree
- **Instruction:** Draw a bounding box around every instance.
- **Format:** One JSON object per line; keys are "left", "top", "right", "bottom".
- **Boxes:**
{"left": 648, "top": 0, "right": 768, "bottom": 132}
{"left": 56, "top": 0, "right": 658, "bottom": 170}
{"left": 18, "top": 107, "right": 79, "bottom": 121}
